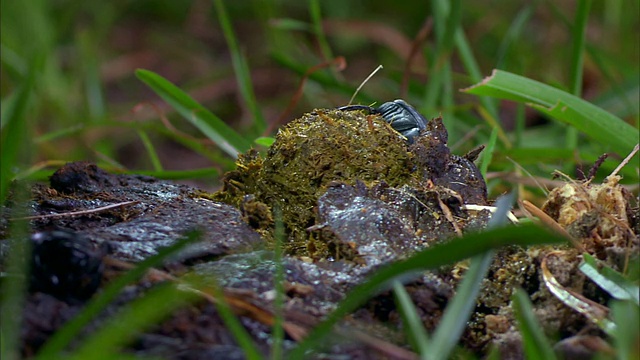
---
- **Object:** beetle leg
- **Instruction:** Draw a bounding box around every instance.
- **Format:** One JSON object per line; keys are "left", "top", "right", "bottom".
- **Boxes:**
{"left": 337, "top": 104, "right": 379, "bottom": 114}
{"left": 401, "top": 128, "right": 422, "bottom": 144}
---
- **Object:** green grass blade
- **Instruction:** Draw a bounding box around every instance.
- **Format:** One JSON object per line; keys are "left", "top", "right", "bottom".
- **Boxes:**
{"left": 479, "top": 127, "right": 498, "bottom": 178}
{"left": 392, "top": 281, "right": 430, "bottom": 355}
{"left": 210, "top": 283, "right": 264, "bottom": 360}
{"left": 454, "top": 25, "right": 499, "bottom": 122}
{"left": 288, "top": 224, "right": 566, "bottom": 357}
{"left": 569, "top": 0, "right": 592, "bottom": 97}
{"left": 428, "top": 194, "right": 514, "bottom": 360}
{"left": 611, "top": 300, "right": 640, "bottom": 360}
{"left": 255, "top": 136, "right": 276, "bottom": 147}
{"left": 530, "top": 100, "right": 636, "bottom": 156}
{"left": 496, "top": 4, "right": 535, "bottom": 69}
{"left": 34, "top": 124, "right": 85, "bottom": 143}
{"left": 463, "top": 69, "right": 637, "bottom": 155}
{"left": 0, "top": 56, "right": 38, "bottom": 204}
{"left": 136, "top": 130, "right": 163, "bottom": 171}
{"left": 422, "top": 0, "right": 461, "bottom": 115}
{"left": 309, "top": 0, "right": 334, "bottom": 67}
{"left": 271, "top": 209, "right": 285, "bottom": 360}
{"left": 579, "top": 254, "right": 639, "bottom": 305}
{"left": 0, "top": 44, "right": 27, "bottom": 78}
{"left": 0, "top": 189, "right": 32, "bottom": 360}
{"left": 78, "top": 29, "right": 106, "bottom": 121}
{"left": 212, "top": 0, "right": 266, "bottom": 136}
{"left": 135, "top": 69, "right": 251, "bottom": 158}
{"left": 269, "top": 18, "right": 313, "bottom": 32}
{"left": 512, "top": 288, "right": 557, "bottom": 360}
{"left": 68, "top": 282, "right": 200, "bottom": 360}
{"left": 565, "top": 0, "right": 592, "bottom": 152}
{"left": 36, "top": 232, "right": 201, "bottom": 358}
{"left": 0, "top": 85, "right": 30, "bottom": 203}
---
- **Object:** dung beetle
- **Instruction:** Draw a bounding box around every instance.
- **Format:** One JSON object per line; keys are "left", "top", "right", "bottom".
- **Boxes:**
{"left": 338, "top": 99, "right": 428, "bottom": 143}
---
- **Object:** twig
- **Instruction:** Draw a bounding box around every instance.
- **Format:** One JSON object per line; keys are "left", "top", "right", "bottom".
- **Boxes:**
{"left": 609, "top": 143, "right": 639, "bottom": 178}
{"left": 519, "top": 200, "right": 586, "bottom": 253}
{"left": 348, "top": 65, "right": 383, "bottom": 106}
{"left": 462, "top": 204, "right": 519, "bottom": 223}
{"left": 11, "top": 200, "right": 140, "bottom": 221}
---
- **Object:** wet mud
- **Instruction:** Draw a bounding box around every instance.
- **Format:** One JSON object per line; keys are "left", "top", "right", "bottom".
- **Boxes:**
{"left": 1, "top": 109, "right": 636, "bottom": 359}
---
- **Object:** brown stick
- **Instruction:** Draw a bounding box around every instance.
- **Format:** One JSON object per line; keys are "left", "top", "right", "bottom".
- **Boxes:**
{"left": 11, "top": 200, "right": 140, "bottom": 221}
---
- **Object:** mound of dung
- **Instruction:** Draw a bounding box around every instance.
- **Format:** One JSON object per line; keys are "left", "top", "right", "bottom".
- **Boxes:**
{"left": 216, "top": 109, "right": 414, "bottom": 254}
{"left": 214, "top": 107, "right": 488, "bottom": 257}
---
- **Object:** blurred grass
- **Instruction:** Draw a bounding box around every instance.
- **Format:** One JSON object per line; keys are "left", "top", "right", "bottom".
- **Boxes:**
{"left": 35, "top": 232, "right": 202, "bottom": 358}
{"left": 1, "top": 1, "right": 638, "bottom": 359}
{"left": 513, "top": 288, "right": 558, "bottom": 360}
{"left": 2, "top": 1, "right": 637, "bottom": 194}
{"left": 288, "top": 224, "right": 567, "bottom": 358}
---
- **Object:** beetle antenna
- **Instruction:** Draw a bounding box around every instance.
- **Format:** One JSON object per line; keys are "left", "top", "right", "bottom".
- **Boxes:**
{"left": 348, "top": 65, "right": 383, "bottom": 105}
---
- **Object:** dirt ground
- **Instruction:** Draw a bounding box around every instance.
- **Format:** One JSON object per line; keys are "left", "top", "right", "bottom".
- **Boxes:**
{"left": 1, "top": 110, "right": 637, "bottom": 359}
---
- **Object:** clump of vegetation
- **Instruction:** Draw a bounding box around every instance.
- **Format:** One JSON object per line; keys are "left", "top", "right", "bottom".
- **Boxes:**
{"left": 215, "top": 108, "right": 414, "bottom": 255}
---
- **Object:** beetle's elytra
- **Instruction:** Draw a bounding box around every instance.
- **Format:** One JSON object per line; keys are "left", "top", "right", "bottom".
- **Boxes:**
{"left": 338, "top": 99, "right": 428, "bottom": 143}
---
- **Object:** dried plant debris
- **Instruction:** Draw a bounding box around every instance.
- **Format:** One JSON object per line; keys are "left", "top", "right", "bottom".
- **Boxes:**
{"left": 464, "top": 169, "right": 638, "bottom": 358}
{"left": 214, "top": 108, "right": 488, "bottom": 257}
{"left": 541, "top": 174, "right": 637, "bottom": 264}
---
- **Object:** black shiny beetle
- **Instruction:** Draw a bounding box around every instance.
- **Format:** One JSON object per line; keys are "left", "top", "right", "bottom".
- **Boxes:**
{"left": 338, "top": 99, "right": 428, "bottom": 143}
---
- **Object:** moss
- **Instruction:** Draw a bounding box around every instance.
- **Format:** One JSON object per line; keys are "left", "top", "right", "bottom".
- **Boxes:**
{"left": 215, "top": 108, "right": 414, "bottom": 255}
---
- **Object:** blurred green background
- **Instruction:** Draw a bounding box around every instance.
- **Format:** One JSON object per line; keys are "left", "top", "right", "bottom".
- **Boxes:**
{"left": 1, "top": 0, "right": 638, "bottom": 197}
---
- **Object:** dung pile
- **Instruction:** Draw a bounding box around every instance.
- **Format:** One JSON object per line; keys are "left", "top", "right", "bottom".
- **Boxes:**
{"left": 214, "top": 107, "right": 488, "bottom": 258}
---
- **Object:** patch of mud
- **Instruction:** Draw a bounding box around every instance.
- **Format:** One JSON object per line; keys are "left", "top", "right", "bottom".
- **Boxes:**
{"left": 1, "top": 107, "right": 636, "bottom": 359}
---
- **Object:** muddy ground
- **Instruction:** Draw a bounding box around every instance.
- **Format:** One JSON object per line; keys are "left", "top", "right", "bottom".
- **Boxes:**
{"left": 1, "top": 109, "right": 637, "bottom": 359}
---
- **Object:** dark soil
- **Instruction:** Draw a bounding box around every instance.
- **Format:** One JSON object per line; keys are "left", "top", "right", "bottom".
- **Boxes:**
{"left": 1, "top": 111, "right": 636, "bottom": 359}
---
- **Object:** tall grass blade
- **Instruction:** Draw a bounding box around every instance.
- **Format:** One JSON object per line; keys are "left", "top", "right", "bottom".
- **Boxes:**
{"left": 210, "top": 282, "right": 264, "bottom": 360}
{"left": 0, "top": 56, "right": 35, "bottom": 358}
{"left": 428, "top": 194, "right": 514, "bottom": 360}
{"left": 67, "top": 282, "right": 200, "bottom": 360}
{"left": 136, "top": 69, "right": 251, "bottom": 158}
{"left": 463, "top": 69, "right": 637, "bottom": 155}
{"left": 496, "top": 4, "right": 536, "bottom": 69}
{"left": 611, "top": 300, "right": 640, "bottom": 360}
{"left": 0, "top": 55, "right": 38, "bottom": 205}
{"left": 309, "top": 0, "right": 334, "bottom": 69}
{"left": 288, "top": 224, "right": 566, "bottom": 357}
{"left": 422, "top": 0, "right": 461, "bottom": 115}
{"left": 513, "top": 288, "right": 557, "bottom": 360}
{"left": 212, "top": 0, "right": 266, "bottom": 136}
{"left": 565, "top": 0, "right": 592, "bottom": 153}
{"left": 392, "top": 281, "right": 430, "bottom": 355}
{"left": 0, "top": 190, "right": 32, "bottom": 360}
{"left": 579, "top": 254, "right": 639, "bottom": 305}
{"left": 136, "top": 130, "right": 163, "bottom": 171}
{"left": 36, "top": 232, "right": 201, "bottom": 358}
{"left": 569, "top": 0, "right": 592, "bottom": 97}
